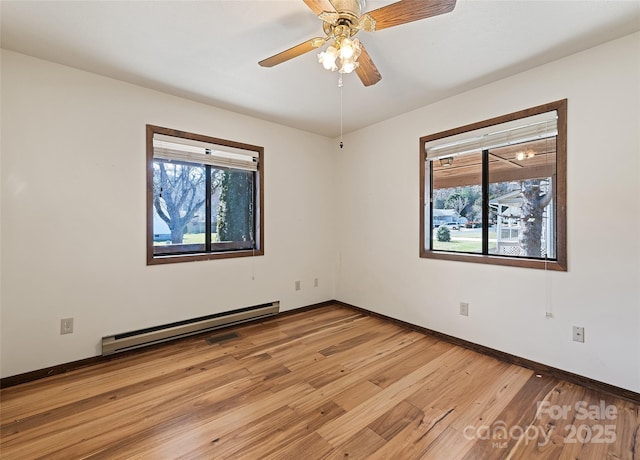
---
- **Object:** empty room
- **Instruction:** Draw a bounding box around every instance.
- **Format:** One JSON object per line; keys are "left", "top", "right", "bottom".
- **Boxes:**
{"left": 1, "top": 0, "right": 639, "bottom": 458}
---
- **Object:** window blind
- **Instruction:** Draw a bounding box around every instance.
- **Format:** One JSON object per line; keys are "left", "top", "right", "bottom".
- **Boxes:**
{"left": 153, "top": 133, "right": 259, "bottom": 171}
{"left": 425, "top": 111, "right": 557, "bottom": 160}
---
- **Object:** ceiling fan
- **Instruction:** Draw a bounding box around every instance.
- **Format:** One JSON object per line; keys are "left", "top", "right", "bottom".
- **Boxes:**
{"left": 259, "top": 0, "right": 457, "bottom": 86}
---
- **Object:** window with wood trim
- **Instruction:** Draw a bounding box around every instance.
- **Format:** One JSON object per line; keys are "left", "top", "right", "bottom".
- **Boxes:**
{"left": 420, "top": 100, "right": 567, "bottom": 270}
{"left": 146, "top": 125, "right": 263, "bottom": 265}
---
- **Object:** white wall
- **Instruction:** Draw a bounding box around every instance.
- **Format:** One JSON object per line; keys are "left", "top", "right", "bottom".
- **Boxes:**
{"left": 336, "top": 33, "right": 640, "bottom": 392}
{"left": 0, "top": 50, "right": 337, "bottom": 377}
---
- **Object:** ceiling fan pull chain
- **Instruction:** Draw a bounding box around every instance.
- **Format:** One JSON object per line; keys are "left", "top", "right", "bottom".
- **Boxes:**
{"left": 339, "top": 76, "right": 344, "bottom": 148}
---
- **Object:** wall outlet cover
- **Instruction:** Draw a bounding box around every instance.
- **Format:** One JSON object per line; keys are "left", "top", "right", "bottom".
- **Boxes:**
{"left": 60, "top": 318, "right": 74, "bottom": 335}
{"left": 572, "top": 326, "right": 585, "bottom": 343}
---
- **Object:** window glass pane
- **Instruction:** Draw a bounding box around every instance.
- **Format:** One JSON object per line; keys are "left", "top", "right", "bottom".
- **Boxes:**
{"left": 488, "top": 137, "right": 556, "bottom": 259}
{"left": 216, "top": 169, "right": 255, "bottom": 249}
{"left": 210, "top": 168, "right": 223, "bottom": 245}
{"left": 431, "top": 152, "right": 483, "bottom": 253}
{"left": 153, "top": 160, "right": 206, "bottom": 255}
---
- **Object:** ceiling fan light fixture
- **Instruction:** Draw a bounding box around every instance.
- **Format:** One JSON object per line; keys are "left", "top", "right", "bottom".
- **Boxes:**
{"left": 515, "top": 150, "right": 536, "bottom": 161}
{"left": 318, "top": 46, "right": 339, "bottom": 70}
{"left": 319, "top": 38, "right": 362, "bottom": 74}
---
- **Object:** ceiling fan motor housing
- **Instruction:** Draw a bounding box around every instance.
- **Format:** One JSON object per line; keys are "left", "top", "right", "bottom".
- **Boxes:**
{"left": 333, "top": 0, "right": 366, "bottom": 17}
{"left": 322, "top": 0, "right": 367, "bottom": 39}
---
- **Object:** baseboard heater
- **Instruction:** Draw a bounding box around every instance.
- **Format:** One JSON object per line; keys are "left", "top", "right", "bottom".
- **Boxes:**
{"left": 101, "top": 301, "right": 279, "bottom": 355}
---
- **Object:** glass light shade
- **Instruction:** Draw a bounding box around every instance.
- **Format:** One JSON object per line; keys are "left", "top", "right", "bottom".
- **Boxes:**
{"left": 339, "top": 38, "right": 355, "bottom": 59}
{"left": 352, "top": 39, "right": 362, "bottom": 59}
{"left": 339, "top": 57, "right": 358, "bottom": 74}
{"left": 318, "top": 46, "right": 338, "bottom": 71}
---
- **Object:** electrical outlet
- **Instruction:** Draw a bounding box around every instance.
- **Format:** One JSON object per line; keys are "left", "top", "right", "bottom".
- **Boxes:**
{"left": 573, "top": 326, "right": 585, "bottom": 343}
{"left": 60, "top": 318, "right": 74, "bottom": 335}
{"left": 295, "top": 280, "right": 301, "bottom": 291}
{"left": 314, "top": 278, "right": 319, "bottom": 287}
{"left": 459, "top": 302, "right": 469, "bottom": 316}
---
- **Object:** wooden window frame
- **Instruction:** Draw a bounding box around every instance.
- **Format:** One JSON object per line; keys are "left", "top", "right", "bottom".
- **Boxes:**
{"left": 419, "top": 100, "right": 567, "bottom": 271}
{"left": 146, "top": 125, "right": 264, "bottom": 265}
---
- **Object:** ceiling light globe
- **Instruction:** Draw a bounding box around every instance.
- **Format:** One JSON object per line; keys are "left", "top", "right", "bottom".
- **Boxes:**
{"left": 339, "top": 39, "right": 355, "bottom": 59}
{"left": 318, "top": 46, "right": 338, "bottom": 70}
{"left": 322, "top": 57, "right": 336, "bottom": 70}
{"left": 340, "top": 58, "right": 358, "bottom": 74}
{"left": 352, "top": 38, "right": 362, "bottom": 59}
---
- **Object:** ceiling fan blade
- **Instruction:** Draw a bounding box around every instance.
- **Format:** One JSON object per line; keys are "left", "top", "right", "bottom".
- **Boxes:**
{"left": 368, "top": 0, "right": 456, "bottom": 31}
{"left": 303, "top": 0, "right": 336, "bottom": 16}
{"left": 259, "top": 38, "right": 326, "bottom": 67}
{"left": 355, "top": 44, "right": 382, "bottom": 87}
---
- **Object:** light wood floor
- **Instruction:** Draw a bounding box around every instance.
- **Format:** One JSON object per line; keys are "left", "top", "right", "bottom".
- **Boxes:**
{"left": 1, "top": 305, "right": 638, "bottom": 459}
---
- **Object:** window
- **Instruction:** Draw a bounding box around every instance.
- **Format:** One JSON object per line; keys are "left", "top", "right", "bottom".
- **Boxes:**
{"left": 420, "top": 100, "right": 567, "bottom": 270}
{"left": 146, "top": 125, "right": 263, "bottom": 265}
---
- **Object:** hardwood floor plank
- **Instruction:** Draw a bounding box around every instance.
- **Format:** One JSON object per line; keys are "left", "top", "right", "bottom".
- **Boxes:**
{"left": 331, "top": 380, "right": 383, "bottom": 411}
{"left": 262, "top": 432, "right": 334, "bottom": 460}
{"left": 1, "top": 304, "right": 637, "bottom": 459}
{"left": 368, "top": 399, "right": 424, "bottom": 440}
{"left": 422, "top": 426, "right": 479, "bottom": 459}
{"left": 282, "top": 350, "right": 327, "bottom": 372}
{"left": 321, "top": 427, "right": 387, "bottom": 459}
